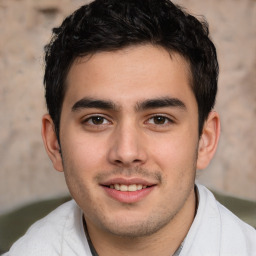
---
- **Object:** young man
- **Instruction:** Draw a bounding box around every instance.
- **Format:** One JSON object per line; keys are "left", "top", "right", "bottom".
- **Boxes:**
{"left": 4, "top": 0, "right": 256, "bottom": 255}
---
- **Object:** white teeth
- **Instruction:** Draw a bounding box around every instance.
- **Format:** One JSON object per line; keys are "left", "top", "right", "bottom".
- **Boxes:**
{"left": 110, "top": 184, "right": 147, "bottom": 191}
{"left": 114, "top": 184, "right": 120, "bottom": 190}
{"left": 120, "top": 184, "right": 128, "bottom": 191}
{"left": 137, "top": 184, "right": 143, "bottom": 190}
{"left": 128, "top": 184, "right": 137, "bottom": 192}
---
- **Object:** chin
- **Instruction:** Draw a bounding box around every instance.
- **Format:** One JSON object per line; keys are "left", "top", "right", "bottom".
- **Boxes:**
{"left": 100, "top": 213, "right": 174, "bottom": 238}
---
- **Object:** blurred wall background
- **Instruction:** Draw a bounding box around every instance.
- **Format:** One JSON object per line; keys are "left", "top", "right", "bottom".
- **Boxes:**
{"left": 0, "top": 0, "right": 255, "bottom": 215}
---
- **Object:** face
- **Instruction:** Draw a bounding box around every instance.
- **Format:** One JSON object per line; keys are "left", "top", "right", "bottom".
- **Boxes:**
{"left": 45, "top": 45, "right": 208, "bottom": 238}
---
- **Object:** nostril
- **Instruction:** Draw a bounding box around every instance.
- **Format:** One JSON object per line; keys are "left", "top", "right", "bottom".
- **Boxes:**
{"left": 113, "top": 158, "right": 142, "bottom": 165}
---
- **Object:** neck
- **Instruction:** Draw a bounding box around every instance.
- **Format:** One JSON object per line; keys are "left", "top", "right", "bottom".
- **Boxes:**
{"left": 85, "top": 187, "right": 197, "bottom": 256}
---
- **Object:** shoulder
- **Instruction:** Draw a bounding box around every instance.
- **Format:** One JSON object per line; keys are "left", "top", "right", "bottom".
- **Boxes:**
{"left": 216, "top": 200, "right": 256, "bottom": 252}
{"left": 5, "top": 200, "right": 82, "bottom": 256}
{"left": 198, "top": 184, "right": 256, "bottom": 254}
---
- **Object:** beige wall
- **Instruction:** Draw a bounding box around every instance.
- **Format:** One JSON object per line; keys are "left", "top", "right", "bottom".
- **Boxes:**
{"left": 1, "top": 0, "right": 256, "bottom": 214}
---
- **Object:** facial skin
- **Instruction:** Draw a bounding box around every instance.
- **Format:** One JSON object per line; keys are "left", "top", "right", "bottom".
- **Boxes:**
{"left": 42, "top": 44, "right": 220, "bottom": 255}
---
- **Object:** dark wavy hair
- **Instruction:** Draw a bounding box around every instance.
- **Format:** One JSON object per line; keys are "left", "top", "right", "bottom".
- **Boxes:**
{"left": 44, "top": 0, "right": 218, "bottom": 140}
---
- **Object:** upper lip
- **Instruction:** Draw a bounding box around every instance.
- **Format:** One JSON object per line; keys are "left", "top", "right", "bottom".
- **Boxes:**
{"left": 100, "top": 177, "right": 157, "bottom": 187}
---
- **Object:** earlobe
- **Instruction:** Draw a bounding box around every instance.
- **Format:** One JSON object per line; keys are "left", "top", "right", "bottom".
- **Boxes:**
{"left": 196, "top": 111, "right": 220, "bottom": 170}
{"left": 41, "top": 114, "right": 64, "bottom": 172}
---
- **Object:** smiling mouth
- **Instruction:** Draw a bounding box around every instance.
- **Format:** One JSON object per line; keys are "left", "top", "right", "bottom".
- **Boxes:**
{"left": 101, "top": 182, "right": 156, "bottom": 203}
{"left": 104, "top": 184, "right": 152, "bottom": 192}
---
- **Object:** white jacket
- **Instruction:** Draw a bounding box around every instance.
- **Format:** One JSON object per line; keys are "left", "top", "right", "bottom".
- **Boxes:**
{"left": 3, "top": 184, "right": 256, "bottom": 256}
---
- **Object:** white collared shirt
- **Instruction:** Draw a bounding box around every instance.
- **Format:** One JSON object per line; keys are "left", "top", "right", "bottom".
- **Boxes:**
{"left": 3, "top": 184, "right": 256, "bottom": 256}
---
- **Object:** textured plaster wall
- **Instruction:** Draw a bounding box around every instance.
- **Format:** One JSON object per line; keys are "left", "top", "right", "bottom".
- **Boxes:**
{"left": 0, "top": 0, "right": 256, "bottom": 214}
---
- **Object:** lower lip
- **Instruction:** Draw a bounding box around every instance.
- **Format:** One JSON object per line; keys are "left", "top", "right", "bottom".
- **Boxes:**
{"left": 102, "top": 186, "right": 155, "bottom": 203}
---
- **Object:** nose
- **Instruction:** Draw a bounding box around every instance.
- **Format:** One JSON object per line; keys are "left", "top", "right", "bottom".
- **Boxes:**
{"left": 107, "top": 122, "right": 147, "bottom": 167}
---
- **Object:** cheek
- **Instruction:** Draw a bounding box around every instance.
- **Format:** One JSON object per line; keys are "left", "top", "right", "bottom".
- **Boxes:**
{"left": 149, "top": 132, "right": 198, "bottom": 169}
{"left": 62, "top": 132, "right": 108, "bottom": 170}
{"left": 61, "top": 135, "right": 106, "bottom": 204}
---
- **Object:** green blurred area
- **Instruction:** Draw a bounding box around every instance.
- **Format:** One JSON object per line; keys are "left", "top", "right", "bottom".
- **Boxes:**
{"left": 213, "top": 192, "right": 256, "bottom": 228}
{"left": 0, "top": 192, "right": 255, "bottom": 254}
{"left": 0, "top": 196, "right": 71, "bottom": 254}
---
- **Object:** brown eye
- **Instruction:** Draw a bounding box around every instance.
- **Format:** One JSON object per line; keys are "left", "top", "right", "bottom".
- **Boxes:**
{"left": 91, "top": 116, "right": 105, "bottom": 125}
{"left": 83, "top": 116, "right": 110, "bottom": 126}
{"left": 153, "top": 116, "right": 167, "bottom": 124}
{"left": 146, "top": 115, "right": 173, "bottom": 126}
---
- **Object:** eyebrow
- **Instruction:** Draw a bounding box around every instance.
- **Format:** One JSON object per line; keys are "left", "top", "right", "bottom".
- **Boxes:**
{"left": 71, "top": 96, "right": 186, "bottom": 112}
{"left": 136, "top": 97, "right": 186, "bottom": 111}
{"left": 72, "top": 97, "right": 118, "bottom": 112}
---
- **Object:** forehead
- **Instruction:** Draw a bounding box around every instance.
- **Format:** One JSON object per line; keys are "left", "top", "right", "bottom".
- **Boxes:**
{"left": 64, "top": 44, "right": 195, "bottom": 109}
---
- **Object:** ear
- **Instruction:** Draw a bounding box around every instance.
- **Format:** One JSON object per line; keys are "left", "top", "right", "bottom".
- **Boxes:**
{"left": 41, "top": 114, "right": 64, "bottom": 172}
{"left": 196, "top": 111, "right": 220, "bottom": 170}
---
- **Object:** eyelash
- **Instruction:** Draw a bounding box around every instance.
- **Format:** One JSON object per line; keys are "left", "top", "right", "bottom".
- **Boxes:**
{"left": 82, "top": 114, "right": 174, "bottom": 127}
{"left": 145, "top": 115, "right": 174, "bottom": 126}
{"left": 82, "top": 115, "right": 112, "bottom": 126}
